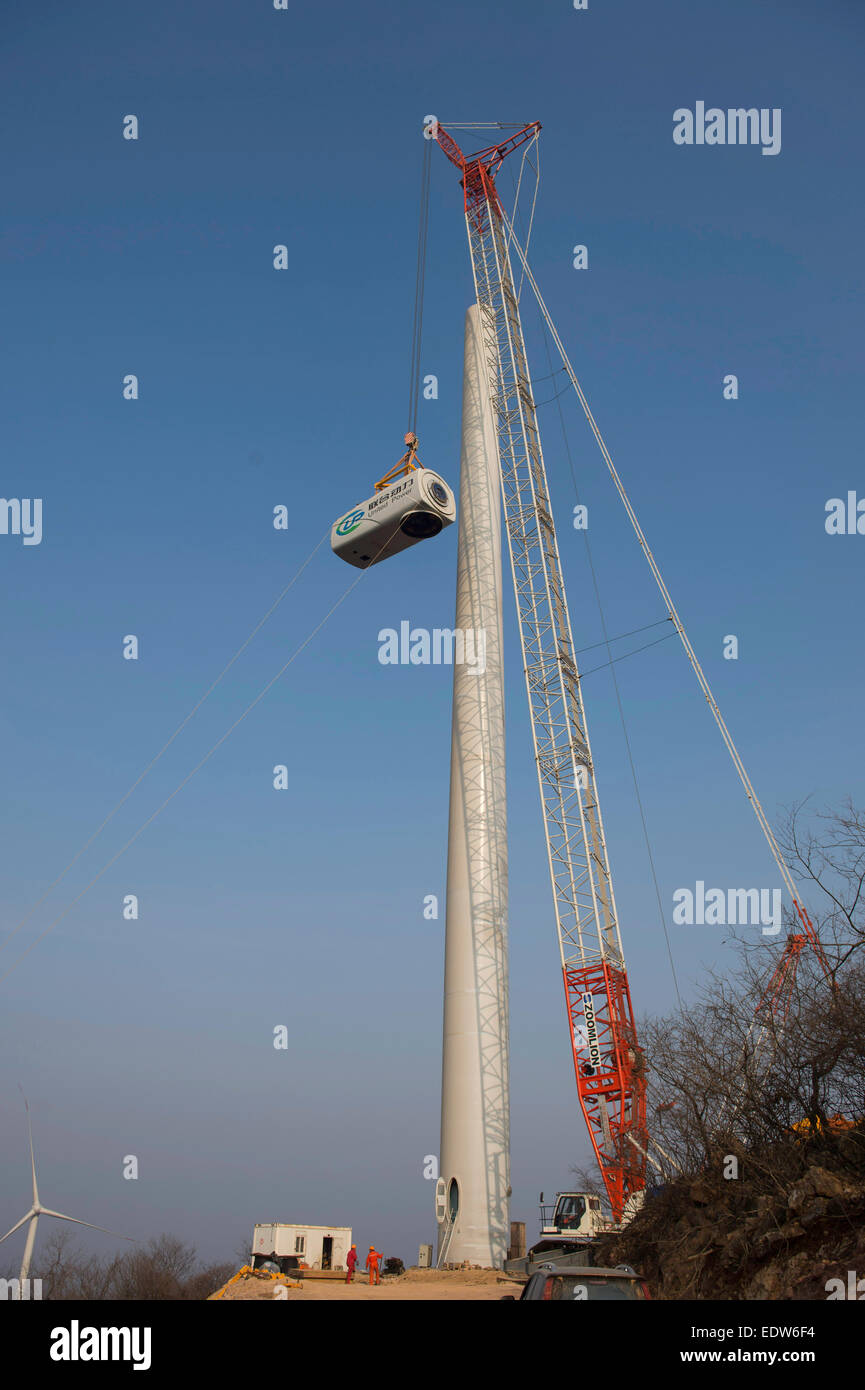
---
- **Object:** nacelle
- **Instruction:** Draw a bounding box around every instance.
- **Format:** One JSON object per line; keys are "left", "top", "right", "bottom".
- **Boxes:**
{"left": 331, "top": 469, "right": 455, "bottom": 569}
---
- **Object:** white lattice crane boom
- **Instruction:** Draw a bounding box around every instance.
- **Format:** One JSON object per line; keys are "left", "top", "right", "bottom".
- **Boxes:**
{"left": 435, "top": 122, "right": 647, "bottom": 1219}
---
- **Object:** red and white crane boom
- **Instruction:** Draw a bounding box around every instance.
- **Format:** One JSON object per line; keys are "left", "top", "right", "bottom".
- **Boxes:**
{"left": 435, "top": 121, "right": 647, "bottom": 1219}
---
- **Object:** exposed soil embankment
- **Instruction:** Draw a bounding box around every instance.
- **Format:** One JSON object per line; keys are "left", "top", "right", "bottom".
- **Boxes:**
{"left": 596, "top": 1131, "right": 865, "bottom": 1299}
{"left": 212, "top": 1267, "right": 522, "bottom": 1301}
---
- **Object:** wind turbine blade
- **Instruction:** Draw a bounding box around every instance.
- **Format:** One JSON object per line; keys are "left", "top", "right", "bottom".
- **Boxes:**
{"left": 18, "top": 1085, "right": 38, "bottom": 1207}
{"left": 27, "top": 1112, "right": 38, "bottom": 1207}
{"left": 39, "top": 1210, "right": 135, "bottom": 1241}
{"left": 0, "top": 1212, "right": 34, "bottom": 1245}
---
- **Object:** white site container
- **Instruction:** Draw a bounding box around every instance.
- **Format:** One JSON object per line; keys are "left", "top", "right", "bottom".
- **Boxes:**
{"left": 331, "top": 468, "right": 456, "bottom": 569}
{"left": 252, "top": 1223, "right": 352, "bottom": 1272}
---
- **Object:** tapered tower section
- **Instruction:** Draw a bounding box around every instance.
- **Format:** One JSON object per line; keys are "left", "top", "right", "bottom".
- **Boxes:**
{"left": 437, "top": 304, "right": 509, "bottom": 1267}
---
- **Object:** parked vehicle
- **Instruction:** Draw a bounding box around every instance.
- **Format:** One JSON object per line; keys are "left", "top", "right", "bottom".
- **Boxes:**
{"left": 502, "top": 1263, "right": 650, "bottom": 1301}
{"left": 504, "top": 1238, "right": 597, "bottom": 1278}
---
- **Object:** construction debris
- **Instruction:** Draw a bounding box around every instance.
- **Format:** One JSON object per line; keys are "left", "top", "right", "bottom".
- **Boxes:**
{"left": 207, "top": 1265, "right": 302, "bottom": 1300}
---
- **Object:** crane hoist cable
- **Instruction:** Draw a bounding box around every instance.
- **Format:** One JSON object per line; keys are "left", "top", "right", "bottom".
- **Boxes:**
{"left": 407, "top": 138, "right": 432, "bottom": 437}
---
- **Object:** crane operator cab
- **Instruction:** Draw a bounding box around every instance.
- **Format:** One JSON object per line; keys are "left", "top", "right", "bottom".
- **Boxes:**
{"left": 539, "top": 1191, "right": 605, "bottom": 1239}
{"left": 331, "top": 432, "right": 455, "bottom": 569}
{"left": 555, "top": 1194, "right": 587, "bottom": 1230}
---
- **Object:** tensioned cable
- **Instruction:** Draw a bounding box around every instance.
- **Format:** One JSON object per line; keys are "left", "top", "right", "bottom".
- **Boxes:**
{"left": 574, "top": 617, "right": 672, "bottom": 657}
{"left": 408, "top": 139, "right": 432, "bottom": 435}
{"left": 500, "top": 200, "right": 811, "bottom": 931}
{"left": 440, "top": 122, "right": 533, "bottom": 130}
{"left": 500, "top": 148, "right": 668, "bottom": 1019}
{"left": 578, "top": 630, "right": 678, "bottom": 680}
{"left": 499, "top": 148, "right": 800, "bottom": 1157}
{"left": 516, "top": 140, "right": 539, "bottom": 304}
{"left": 531, "top": 366, "right": 567, "bottom": 388}
{"left": 503, "top": 132, "right": 540, "bottom": 305}
{"left": 508, "top": 202, "right": 831, "bottom": 1112}
{"left": 534, "top": 380, "right": 573, "bottom": 409}
{"left": 0, "top": 541, "right": 387, "bottom": 989}
{"left": 539, "top": 315, "right": 682, "bottom": 1006}
{"left": 0, "top": 532, "right": 329, "bottom": 961}
{"left": 499, "top": 164, "right": 684, "bottom": 1005}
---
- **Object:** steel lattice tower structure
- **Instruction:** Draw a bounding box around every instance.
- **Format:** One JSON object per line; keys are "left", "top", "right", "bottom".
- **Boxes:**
{"left": 436, "top": 123, "right": 647, "bottom": 1227}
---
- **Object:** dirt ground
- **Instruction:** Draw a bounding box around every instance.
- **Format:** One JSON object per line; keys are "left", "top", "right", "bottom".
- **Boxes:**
{"left": 214, "top": 1267, "right": 524, "bottom": 1301}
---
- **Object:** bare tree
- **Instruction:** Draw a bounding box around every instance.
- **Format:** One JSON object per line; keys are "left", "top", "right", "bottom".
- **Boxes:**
{"left": 112, "top": 1235, "right": 198, "bottom": 1300}
{"left": 574, "top": 802, "right": 865, "bottom": 1196}
{"left": 29, "top": 1231, "right": 235, "bottom": 1301}
{"left": 233, "top": 1232, "right": 253, "bottom": 1268}
{"left": 183, "top": 1261, "right": 237, "bottom": 1299}
{"left": 32, "top": 1230, "right": 126, "bottom": 1301}
{"left": 777, "top": 797, "right": 865, "bottom": 970}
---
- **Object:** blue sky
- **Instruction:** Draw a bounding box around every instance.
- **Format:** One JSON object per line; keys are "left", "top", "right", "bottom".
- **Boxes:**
{"left": 1, "top": 0, "right": 863, "bottom": 1269}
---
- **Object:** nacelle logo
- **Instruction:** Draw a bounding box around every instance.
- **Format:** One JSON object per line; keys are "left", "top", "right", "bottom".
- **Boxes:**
{"left": 581, "top": 992, "right": 601, "bottom": 1071}
{"left": 369, "top": 480, "right": 409, "bottom": 512}
{"left": 336, "top": 509, "right": 364, "bottom": 536}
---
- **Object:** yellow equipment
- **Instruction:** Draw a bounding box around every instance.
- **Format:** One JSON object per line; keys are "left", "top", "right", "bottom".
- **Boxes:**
{"left": 207, "top": 1263, "right": 302, "bottom": 1300}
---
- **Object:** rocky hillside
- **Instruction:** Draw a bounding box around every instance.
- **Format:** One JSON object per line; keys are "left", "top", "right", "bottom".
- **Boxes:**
{"left": 597, "top": 1130, "right": 865, "bottom": 1299}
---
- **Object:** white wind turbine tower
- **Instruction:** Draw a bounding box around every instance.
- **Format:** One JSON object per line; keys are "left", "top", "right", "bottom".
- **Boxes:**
{"left": 0, "top": 1092, "right": 134, "bottom": 1296}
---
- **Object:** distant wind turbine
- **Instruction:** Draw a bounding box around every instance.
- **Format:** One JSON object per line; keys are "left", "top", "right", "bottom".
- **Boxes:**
{"left": 0, "top": 1090, "right": 135, "bottom": 1296}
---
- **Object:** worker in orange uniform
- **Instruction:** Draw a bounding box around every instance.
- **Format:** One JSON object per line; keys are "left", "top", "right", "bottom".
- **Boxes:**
{"left": 345, "top": 1244, "right": 359, "bottom": 1284}
{"left": 365, "top": 1245, "right": 383, "bottom": 1286}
